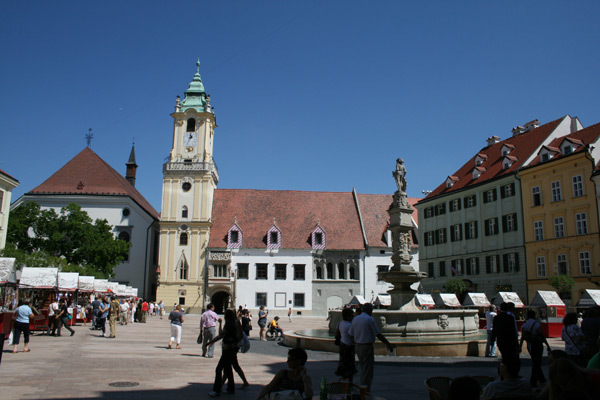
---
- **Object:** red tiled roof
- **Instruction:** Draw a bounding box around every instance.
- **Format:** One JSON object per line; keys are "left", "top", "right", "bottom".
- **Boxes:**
{"left": 422, "top": 117, "right": 565, "bottom": 201}
{"left": 28, "top": 147, "right": 159, "bottom": 219}
{"left": 529, "top": 122, "right": 600, "bottom": 167}
{"left": 0, "top": 169, "right": 18, "bottom": 183}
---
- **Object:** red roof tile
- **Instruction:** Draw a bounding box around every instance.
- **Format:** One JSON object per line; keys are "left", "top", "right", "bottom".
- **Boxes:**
{"left": 28, "top": 148, "right": 159, "bottom": 219}
{"left": 422, "top": 117, "right": 565, "bottom": 201}
{"left": 529, "top": 122, "right": 600, "bottom": 167}
{"left": 0, "top": 169, "right": 19, "bottom": 183}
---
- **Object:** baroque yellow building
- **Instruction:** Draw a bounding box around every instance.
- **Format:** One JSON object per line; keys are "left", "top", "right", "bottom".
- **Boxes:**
{"left": 155, "top": 61, "right": 218, "bottom": 312}
{"left": 521, "top": 123, "right": 600, "bottom": 306}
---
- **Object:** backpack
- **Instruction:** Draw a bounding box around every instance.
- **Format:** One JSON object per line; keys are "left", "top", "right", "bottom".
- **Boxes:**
{"left": 238, "top": 331, "right": 250, "bottom": 353}
{"left": 522, "top": 321, "right": 543, "bottom": 344}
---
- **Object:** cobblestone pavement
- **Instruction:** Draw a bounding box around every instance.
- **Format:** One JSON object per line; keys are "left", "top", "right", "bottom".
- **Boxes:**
{"left": 0, "top": 315, "right": 564, "bottom": 400}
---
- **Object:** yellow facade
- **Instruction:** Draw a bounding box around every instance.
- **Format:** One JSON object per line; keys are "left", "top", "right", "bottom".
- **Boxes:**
{"left": 155, "top": 77, "right": 218, "bottom": 313}
{"left": 521, "top": 151, "right": 600, "bottom": 307}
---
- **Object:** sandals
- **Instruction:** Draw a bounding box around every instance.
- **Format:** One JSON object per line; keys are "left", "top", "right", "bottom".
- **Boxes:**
{"left": 176, "top": 345, "right": 181, "bottom": 349}
{"left": 23, "top": 349, "right": 31, "bottom": 352}
{"left": 168, "top": 343, "right": 172, "bottom": 349}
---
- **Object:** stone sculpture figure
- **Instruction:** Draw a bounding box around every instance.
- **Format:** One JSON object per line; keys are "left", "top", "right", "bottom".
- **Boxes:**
{"left": 393, "top": 158, "right": 407, "bottom": 194}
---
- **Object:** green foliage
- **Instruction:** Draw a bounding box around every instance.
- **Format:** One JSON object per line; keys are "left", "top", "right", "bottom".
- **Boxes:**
{"left": 445, "top": 278, "right": 467, "bottom": 295}
{"left": 4, "top": 202, "right": 130, "bottom": 277}
{"left": 549, "top": 274, "right": 575, "bottom": 293}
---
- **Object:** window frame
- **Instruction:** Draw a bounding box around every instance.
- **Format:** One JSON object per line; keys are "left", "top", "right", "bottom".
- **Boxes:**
{"left": 579, "top": 251, "right": 591, "bottom": 274}
{"left": 576, "top": 212, "right": 588, "bottom": 235}
{"left": 554, "top": 217, "right": 565, "bottom": 238}
{"left": 293, "top": 293, "right": 305, "bottom": 308}
{"left": 274, "top": 263, "right": 287, "bottom": 280}
{"left": 534, "top": 220, "right": 544, "bottom": 241}
{"left": 572, "top": 175, "right": 584, "bottom": 197}
{"left": 551, "top": 180, "right": 562, "bottom": 202}
{"left": 237, "top": 263, "right": 249, "bottom": 279}
{"left": 255, "top": 292, "right": 267, "bottom": 307}
{"left": 532, "top": 186, "right": 542, "bottom": 206}
{"left": 293, "top": 264, "right": 305, "bottom": 280}
{"left": 557, "top": 254, "right": 568, "bottom": 275}
{"left": 256, "top": 263, "right": 268, "bottom": 280}
{"left": 536, "top": 256, "right": 546, "bottom": 277}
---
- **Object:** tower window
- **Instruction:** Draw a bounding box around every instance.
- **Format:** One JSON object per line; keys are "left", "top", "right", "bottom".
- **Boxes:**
{"left": 230, "top": 230, "right": 239, "bottom": 244}
{"left": 122, "top": 208, "right": 130, "bottom": 217}
{"left": 179, "top": 260, "right": 188, "bottom": 280}
{"left": 337, "top": 262, "right": 345, "bottom": 279}
{"left": 118, "top": 231, "right": 130, "bottom": 262}
{"left": 316, "top": 266, "right": 323, "bottom": 279}
{"left": 182, "top": 182, "right": 192, "bottom": 192}
{"left": 186, "top": 118, "right": 196, "bottom": 132}
{"left": 315, "top": 232, "right": 323, "bottom": 245}
{"left": 181, "top": 206, "right": 188, "bottom": 219}
{"left": 180, "top": 232, "right": 188, "bottom": 246}
{"left": 270, "top": 231, "right": 278, "bottom": 244}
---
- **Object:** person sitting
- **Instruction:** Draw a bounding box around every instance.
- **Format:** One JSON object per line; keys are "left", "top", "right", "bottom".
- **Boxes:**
{"left": 270, "top": 316, "right": 284, "bottom": 339}
{"left": 256, "top": 348, "right": 313, "bottom": 400}
{"left": 482, "top": 358, "right": 533, "bottom": 400}
{"left": 448, "top": 376, "right": 481, "bottom": 400}
{"left": 546, "top": 357, "right": 600, "bottom": 400}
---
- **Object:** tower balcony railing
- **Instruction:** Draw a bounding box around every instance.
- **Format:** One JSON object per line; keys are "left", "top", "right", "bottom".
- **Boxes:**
{"left": 163, "top": 161, "right": 219, "bottom": 181}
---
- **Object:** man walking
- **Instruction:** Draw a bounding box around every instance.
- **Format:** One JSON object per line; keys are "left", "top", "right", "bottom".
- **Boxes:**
{"left": 141, "top": 299, "right": 148, "bottom": 323}
{"left": 91, "top": 296, "right": 101, "bottom": 329}
{"left": 200, "top": 303, "right": 221, "bottom": 358}
{"left": 492, "top": 302, "right": 520, "bottom": 365}
{"left": 47, "top": 298, "right": 59, "bottom": 336}
{"left": 109, "top": 296, "right": 120, "bottom": 338}
{"left": 485, "top": 305, "right": 497, "bottom": 357}
{"left": 119, "top": 300, "right": 129, "bottom": 325}
{"left": 348, "top": 303, "right": 394, "bottom": 392}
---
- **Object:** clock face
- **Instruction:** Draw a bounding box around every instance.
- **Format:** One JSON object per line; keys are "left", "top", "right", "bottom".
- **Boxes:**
{"left": 183, "top": 132, "right": 197, "bottom": 147}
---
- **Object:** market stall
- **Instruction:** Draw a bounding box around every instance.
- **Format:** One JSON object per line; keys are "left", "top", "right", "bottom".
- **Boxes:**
{"left": 374, "top": 294, "right": 391, "bottom": 309}
{"left": 0, "top": 258, "right": 17, "bottom": 344}
{"left": 529, "top": 290, "right": 565, "bottom": 338}
{"left": 77, "top": 276, "right": 95, "bottom": 323}
{"left": 462, "top": 292, "right": 491, "bottom": 329}
{"left": 493, "top": 291, "right": 525, "bottom": 329}
{"left": 414, "top": 293, "right": 436, "bottom": 309}
{"left": 433, "top": 293, "right": 461, "bottom": 309}
{"left": 577, "top": 289, "right": 600, "bottom": 308}
{"left": 57, "top": 272, "right": 79, "bottom": 325}
{"left": 19, "top": 267, "right": 58, "bottom": 332}
{"left": 93, "top": 279, "right": 109, "bottom": 297}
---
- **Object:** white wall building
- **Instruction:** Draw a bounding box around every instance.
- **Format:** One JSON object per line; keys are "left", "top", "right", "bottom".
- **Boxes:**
{"left": 0, "top": 169, "right": 19, "bottom": 250}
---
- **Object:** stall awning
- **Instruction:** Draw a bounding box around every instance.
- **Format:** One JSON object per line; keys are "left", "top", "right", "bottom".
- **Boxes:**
{"left": 58, "top": 272, "right": 79, "bottom": 291}
{"left": 348, "top": 295, "right": 367, "bottom": 306}
{"left": 19, "top": 267, "right": 58, "bottom": 289}
{"left": 117, "top": 284, "right": 127, "bottom": 296}
{"left": 78, "top": 276, "right": 95, "bottom": 292}
{"left": 374, "top": 294, "right": 391, "bottom": 306}
{"left": 494, "top": 292, "right": 525, "bottom": 308}
{"left": 132, "top": 288, "right": 138, "bottom": 297}
{"left": 94, "top": 279, "right": 109, "bottom": 293}
{"left": 434, "top": 293, "right": 461, "bottom": 307}
{"left": 125, "top": 286, "right": 133, "bottom": 296}
{"left": 530, "top": 291, "right": 565, "bottom": 307}
{"left": 577, "top": 289, "right": 600, "bottom": 307}
{"left": 0, "top": 257, "right": 17, "bottom": 284}
{"left": 107, "top": 282, "right": 119, "bottom": 295}
{"left": 462, "top": 292, "right": 491, "bottom": 307}
{"left": 414, "top": 294, "right": 435, "bottom": 307}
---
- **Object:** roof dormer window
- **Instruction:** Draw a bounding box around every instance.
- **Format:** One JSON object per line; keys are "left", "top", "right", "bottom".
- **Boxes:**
{"left": 227, "top": 222, "right": 243, "bottom": 249}
{"left": 472, "top": 167, "right": 486, "bottom": 180}
{"left": 267, "top": 224, "right": 281, "bottom": 250}
{"left": 502, "top": 155, "right": 517, "bottom": 170}
{"left": 475, "top": 153, "right": 488, "bottom": 166}
{"left": 311, "top": 225, "right": 326, "bottom": 250}
{"left": 560, "top": 138, "right": 583, "bottom": 156}
{"left": 446, "top": 176, "right": 458, "bottom": 189}
{"left": 501, "top": 143, "right": 515, "bottom": 156}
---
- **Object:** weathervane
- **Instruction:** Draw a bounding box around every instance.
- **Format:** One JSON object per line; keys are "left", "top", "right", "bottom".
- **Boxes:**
{"left": 85, "top": 129, "right": 94, "bottom": 148}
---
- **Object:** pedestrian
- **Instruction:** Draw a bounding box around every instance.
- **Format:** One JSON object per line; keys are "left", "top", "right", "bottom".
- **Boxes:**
{"left": 492, "top": 302, "right": 519, "bottom": 366}
{"left": 108, "top": 296, "right": 120, "bottom": 338}
{"left": 519, "top": 310, "right": 550, "bottom": 387}
{"left": 158, "top": 300, "right": 165, "bottom": 319}
{"left": 149, "top": 301, "right": 155, "bottom": 317}
{"left": 55, "top": 298, "right": 75, "bottom": 337}
{"left": 201, "top": 303, "right": 221, "bottom": 358}
{"left": 91, "top": 296, "right": 101, "bottom": 329}
{"left": 348, "top": 303, "right": 394, "bottom": 392}
{"left": 485, "top": 304, "right": 497, "bottom": 357}
{"left": 11, "top": 299, "right": 34, "bottom": 353}
{"left": 241, "top": 309, "right": 252, "bottom": 337}
{"left": 98, "top": 297, "right": 109, "bottom": 337}
{"left": 119, "top": 300, "right": 129, "bottom": 325}
{"left": 335, "top": 307, "right": 357, "bottom": 382}
{"left": 256, "top": 347, "right": 313, "bottom": 399}
{"left": 288, "top": 307, "right": 292, "bottom": 322}
{"left": 258, "top": 305, "right": 268, "bottom": 341}
{"left": 47, "top": 298, "right": 59, "bottom": 336}
{"left": 168, "top": 304, "right": 184, "bottom": 349}
{"left": 141, "top": 299, "right": 148, "bottom": 323}
{"left": 561, "top": 312, "right": 586, "bottom": 367}
{"left": 580, "top": 306, "right": 600, "bottom": 364}
{"left": 207, "top": 309, "right": 243, "bottom": 397}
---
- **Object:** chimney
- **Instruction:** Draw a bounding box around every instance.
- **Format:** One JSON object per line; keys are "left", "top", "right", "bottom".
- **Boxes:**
{"left": 486, "top": 136, "right": 500, "bottom": 146}
{"left": 125, "top": 144, "right": 138, "bottom": 187}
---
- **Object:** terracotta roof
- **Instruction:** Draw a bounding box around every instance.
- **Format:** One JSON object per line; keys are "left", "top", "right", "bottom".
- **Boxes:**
{"left": 0, "top": 169, "right": 18, "bottom": 183}
{"left": 529, "top": 122, "right": 600, "bottom": 166}
{"left": 421, "top": 117, "right": 565, "bottom": 201}
{"left": 28, "top": 147, "right": 159, "bottom": 219}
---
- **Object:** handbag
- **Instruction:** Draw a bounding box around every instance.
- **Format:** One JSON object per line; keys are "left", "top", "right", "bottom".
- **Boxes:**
{"left": 197, "top": 331, "right": 203, "bottom": 344}
{"left": 268, "top": 390, "right": 303, "bottom": 400}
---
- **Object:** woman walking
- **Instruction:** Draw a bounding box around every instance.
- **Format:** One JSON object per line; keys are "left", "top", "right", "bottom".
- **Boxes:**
{"left": 11, "top": 299, "right": 35, "bottom": 353}
{"left": 207, "top": 309, "right": 243, "bottom": 397}
{"left": 562, "top": 312, "right": 586, "bottom": 366}
{"left": 98, "top": 297, "right": 109, "bottom": 337}
{"left": 168, "top": 304, "right": 184, "bottom": 349}
{"left": 335, "top": 307, "right": 357, "bottom": 383}
{"left": 258, "top": 305, "right": 267, "bottom": 341}
{"left": 55, "top": 298, "right": 75, "bottom": 337}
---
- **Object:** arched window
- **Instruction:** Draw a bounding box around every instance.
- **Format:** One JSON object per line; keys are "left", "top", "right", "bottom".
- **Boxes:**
{"left": 316, "top": 266, "right": 323, "bottom": 280}
{"left": 118, "top": 231, "right": 130, "bottom": 262}
{"left": 181, "top": 206, "right": 188, "bottom": 219}
{"left": 180, "top": 232, "right": 188, "bottom": 246}
{"left": 179, "top": 260, "right": 188, "bottom": 280}
{"left": 349, "top": 266, "right": 356, "bottom": 280}
{"left": 337, "top": 262, "right": 345, "bottom": 279}
{"left": 326, "top": 262, "right": 334, "bottom": 279}
{"left": 186, "top": 118, "right": 196, "bottom": 132}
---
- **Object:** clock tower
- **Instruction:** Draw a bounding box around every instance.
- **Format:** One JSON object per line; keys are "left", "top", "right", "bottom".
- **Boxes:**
{"left": 156, "top": 61, "right": 218, "bottom": 312}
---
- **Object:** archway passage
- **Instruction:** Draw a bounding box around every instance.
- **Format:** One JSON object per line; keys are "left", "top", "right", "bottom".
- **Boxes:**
{"left": 211, "top": 291, "right": 230, "bottom": 314}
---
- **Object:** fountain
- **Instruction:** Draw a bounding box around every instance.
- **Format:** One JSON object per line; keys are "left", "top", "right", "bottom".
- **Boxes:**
{"left": 283, "top": 159, "right": 485, "bottom": 356}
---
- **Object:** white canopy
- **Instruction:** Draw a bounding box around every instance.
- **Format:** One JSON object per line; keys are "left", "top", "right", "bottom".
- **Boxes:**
{"left": 530, "top": 291, "right": 565, "bottom": 307}
{"left": 107, "top": 281, "right": 119, "bottom": 295}
{"left": 125, "top": 286, "right": 133, "bottom": 296}
{"left": 94, "top": 279, "right": 109, "bottom": 293}
{"left": 577, "top": 289, "right": 600, "bottom": 307}
{"left": 348, "top": 295, "right": 367, "bottom": 306}
{"left": 414, "top": 294, "right": 435, "bottom": 307}
{"left": 494, "top": 292, "right": 525, "bottom": 308}
{"left": 19, "top": 267, "right": 58, "bottom": 289}
{"left": 78, "top": 276, "right": 95, "bottom": 292}
{"left": 117, "top": 284, "right": 127, "bottom": 296}
{"left": 374, "top": 294, "right": 391, "bottom": 307}
{"left": 58, "top": 272, "right": 79, "bottom": 291}
{"left": 462, "top": 292, "right": 491, "bottom": 307}
{"left": 434, "top": 293, "right": 461, "bottom": 307}
{"left": 132, "top": 288, "right": 138, "bottom": 297}
{"left": 0, "top": 257, "right": 17, "bottom": 284}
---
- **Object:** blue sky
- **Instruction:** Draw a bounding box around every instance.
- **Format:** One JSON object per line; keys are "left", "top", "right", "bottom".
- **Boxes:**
{"left": 2, "top": 1, "right": 600, "bottom": 212}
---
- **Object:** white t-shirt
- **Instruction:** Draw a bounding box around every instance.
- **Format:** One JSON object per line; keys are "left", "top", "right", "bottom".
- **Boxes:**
{"left": 485, "top": 310, "right": 497, "bottom": 331}
{"left": 483, "top": 378, "right": 533, "bottom": 400}
{"left": 338, "top": 320, "right": 354, "bottom": 346}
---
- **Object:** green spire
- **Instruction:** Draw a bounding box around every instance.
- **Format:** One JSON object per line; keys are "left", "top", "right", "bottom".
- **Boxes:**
{"left": 180, "top": 59, "right": 210, "bottom": 113}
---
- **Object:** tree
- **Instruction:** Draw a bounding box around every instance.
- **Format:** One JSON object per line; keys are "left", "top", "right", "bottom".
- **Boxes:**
{"left": 549, "top": 274, "right": 575, "bottom": 298}
{"left": 2, "top": 202, "right": 129, "bottom": 278}
{"left": 445, "top": 278, "right": 467, "bottom": 296}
